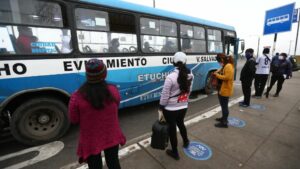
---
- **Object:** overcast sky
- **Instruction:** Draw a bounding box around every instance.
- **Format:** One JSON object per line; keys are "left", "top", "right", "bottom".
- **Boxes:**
{"left": 124, "top": 0, "right": 300, "bottom": 56}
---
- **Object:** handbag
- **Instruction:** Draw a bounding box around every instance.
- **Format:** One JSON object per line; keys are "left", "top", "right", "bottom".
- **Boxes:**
{"left": 150, "top": 120, "right": 169, "bottom": 150}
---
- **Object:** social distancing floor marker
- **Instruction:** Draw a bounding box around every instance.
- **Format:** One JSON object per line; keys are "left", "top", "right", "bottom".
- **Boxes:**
{"left": 183, "top": 141, "right": 213, "bottom": 160}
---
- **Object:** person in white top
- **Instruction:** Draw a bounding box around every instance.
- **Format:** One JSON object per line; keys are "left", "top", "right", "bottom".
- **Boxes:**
{"left": 159, "top": 52, "right": 194, "bottom": 160}
{"left": 253, "top": 48, "right": 272, "bottom": 98}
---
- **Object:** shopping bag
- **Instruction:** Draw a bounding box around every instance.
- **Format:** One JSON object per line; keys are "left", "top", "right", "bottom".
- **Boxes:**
{"left": 150, "top": 120, "right": 169, "bottom": 150}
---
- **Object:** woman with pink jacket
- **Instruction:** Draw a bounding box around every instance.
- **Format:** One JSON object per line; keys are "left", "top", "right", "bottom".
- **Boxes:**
{"left": 69, "top": 59, "right": 126, "bottom": 169}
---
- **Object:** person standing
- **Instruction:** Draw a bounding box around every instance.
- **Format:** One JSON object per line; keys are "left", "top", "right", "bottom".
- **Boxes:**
{"left": 253, "top": 48, "right": 272, "bottom": 98}
{"left": 265, "top": 53, "right": 292, "bottom": 98}
{"left": 239, "top": 48, "right": 256, "bottom": 107}
{"left": 214, "top": 54, "right": 234, "bottom": 128}
{"left": 69, "top": 59, "right": 126, "bottom": 169}
{"left": 159, "top": 52, "right": 194, "bottom": 160}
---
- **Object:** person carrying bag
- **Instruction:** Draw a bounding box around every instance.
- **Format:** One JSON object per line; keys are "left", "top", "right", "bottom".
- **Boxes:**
{"left": 157, "top": 52, "right": 194, "bottom": 160}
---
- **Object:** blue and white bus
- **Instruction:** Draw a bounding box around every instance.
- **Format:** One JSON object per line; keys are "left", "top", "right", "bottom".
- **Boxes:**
{"left": 0, "top": 0, "right": 239, "bottom": 145}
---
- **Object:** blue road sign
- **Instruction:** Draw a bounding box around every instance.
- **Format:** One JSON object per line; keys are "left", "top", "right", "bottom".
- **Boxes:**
{"left": 184, "top": 141, "right": 212, "bottom": 160}
{"left": 293, "top": 8, "right": 299, "bottom": 23}
{"left": 264, "top": 3, "right": 295, "bottom": 35}
{"left": 228, "top": 117, "right": 246, "bottom": 128}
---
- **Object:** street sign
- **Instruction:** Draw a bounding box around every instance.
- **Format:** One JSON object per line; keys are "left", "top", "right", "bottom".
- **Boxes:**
{"left": 293, "top": 8, "right": 299, "bottom": 23}
{"left": 263, "top": 3, "right": 295, "bottom": 35}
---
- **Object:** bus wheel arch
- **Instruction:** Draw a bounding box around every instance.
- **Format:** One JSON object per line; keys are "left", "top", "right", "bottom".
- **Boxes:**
{"left": 3, "top": 89, "right": 70, "bottom": 145}
{"left": 204, "top": 70, "right": 217, "bottom": 94}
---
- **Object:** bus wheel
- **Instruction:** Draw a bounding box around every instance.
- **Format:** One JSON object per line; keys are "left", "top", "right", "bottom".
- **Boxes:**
{"left": 204, "top": 71, "right": 215, "bottom": 94}
{"left": 10, "top": 97, "right": 70, "bottom": 145}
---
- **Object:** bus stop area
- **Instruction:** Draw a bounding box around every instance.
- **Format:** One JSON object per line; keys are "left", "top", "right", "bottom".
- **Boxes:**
{"left": 76, "top": 71, "right": 300, "bottom": 169}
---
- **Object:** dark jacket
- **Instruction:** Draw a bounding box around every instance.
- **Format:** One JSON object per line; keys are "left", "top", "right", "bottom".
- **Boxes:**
{"left": 240, "top": 57, "right": 256, "bottom": 84}
{"left": 270, "top": 56, "right": 292, "bottom": 77}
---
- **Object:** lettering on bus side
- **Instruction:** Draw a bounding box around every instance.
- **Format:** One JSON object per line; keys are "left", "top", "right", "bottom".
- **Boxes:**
{"left": 138, "top": 72, "right": 170, "bottom": 82}
{"left": 63, "top": 58, "right": 148, "bottom": 71}
{"left": 0, "top": 63, "right": 27, "bottom": 76}
{"left": 196, "top": 56, "right": 217, "bottom": 63}
{"left": 162, "top": 57, "right": 174, "bottom": 65}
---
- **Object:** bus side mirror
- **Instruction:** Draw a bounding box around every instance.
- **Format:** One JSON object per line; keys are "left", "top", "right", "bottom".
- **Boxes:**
{"left": 241, "top": 41, "right": 245, "bottom": 51}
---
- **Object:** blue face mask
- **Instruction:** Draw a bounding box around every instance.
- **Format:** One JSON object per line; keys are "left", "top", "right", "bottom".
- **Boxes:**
{"left": 245, "top": 53, "right": 253, "bottom": 60}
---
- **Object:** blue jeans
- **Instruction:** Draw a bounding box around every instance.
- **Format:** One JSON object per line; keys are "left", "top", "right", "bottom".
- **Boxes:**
{"left": 218, "top": 94, "right": 229, "bottom": 122}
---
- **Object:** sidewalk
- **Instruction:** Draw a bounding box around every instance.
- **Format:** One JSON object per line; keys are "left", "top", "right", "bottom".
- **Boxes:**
{"left": 111, "top": 71, "right": 300, "bottom": 169}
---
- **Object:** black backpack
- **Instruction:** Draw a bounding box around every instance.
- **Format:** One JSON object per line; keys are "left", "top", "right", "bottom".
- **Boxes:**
{"left": 151, "top": 120, "right": 169, "bottom": 150}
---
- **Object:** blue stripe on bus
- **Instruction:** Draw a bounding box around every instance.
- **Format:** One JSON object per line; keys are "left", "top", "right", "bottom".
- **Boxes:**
{"left": 80, "top": 0, "right": 235, "bottom": 31}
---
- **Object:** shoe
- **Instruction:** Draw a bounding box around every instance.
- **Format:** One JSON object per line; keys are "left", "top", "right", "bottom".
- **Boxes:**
{"left": 265, "top": 92, "right": 269, "bottom": 98}
{"left": 239, "top": 101, "right": 244, "bottom": 106}
{"left": 273, "top": 94, "right": 279, "bottom": 97}
{"left": 215, "top": 117, "right": 223, "bottom": 122}
{"left": 166, "top": 149, "right": 180, "bottom": 160}
{"left": 239, "top": 103, "right": 249, "bottom": 107}
{"left": 183, "top": 140, "right": 190, "bottom": 148}
{"left": 214, "top": 122, "right": 228, "bottom": 128}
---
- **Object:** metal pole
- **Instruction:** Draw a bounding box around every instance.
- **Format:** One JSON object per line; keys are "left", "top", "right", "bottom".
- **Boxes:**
{"left": 272, "top": 33, "right": 277, "bottom": 56}
{"left": 153, "top": 0, "right": 156, "bottom": 8}
{"left": 288, "top": 40, "right": 293, "bottom": 55}
{"left": 256, "top": 37, "right": 260, "bottom": 57}
{"left": 294, "top": 10, "right": 300, "bottom": 56}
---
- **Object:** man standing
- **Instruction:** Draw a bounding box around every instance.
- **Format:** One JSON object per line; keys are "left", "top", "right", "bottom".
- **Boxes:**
{"left": 253, "top": 48, "right": 272, "bottom": 98}
{"left": 265, "top": 53, "right": 292, "bottom": 98}
{"left": 239, "top": 48, "right": 256, "bottom": 107}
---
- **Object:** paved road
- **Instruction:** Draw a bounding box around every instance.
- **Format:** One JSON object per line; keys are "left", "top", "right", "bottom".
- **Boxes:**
{"left": 0, "top": 59, "right": 246, "bottom": 169}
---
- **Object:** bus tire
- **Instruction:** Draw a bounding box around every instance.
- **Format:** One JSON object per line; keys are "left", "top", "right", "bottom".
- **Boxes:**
{"left": 10, "top": 97, "right": 70, "bottom": 145}
{"left": 204, "top": 71, "right": 215, "bottom": 95}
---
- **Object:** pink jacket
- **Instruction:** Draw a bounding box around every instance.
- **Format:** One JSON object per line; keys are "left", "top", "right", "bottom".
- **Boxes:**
{"left": 160, "top": 69, "right": 194, "bottom": 111}
{"left": 68, "top": 85, "right": 126, "bottom": 162}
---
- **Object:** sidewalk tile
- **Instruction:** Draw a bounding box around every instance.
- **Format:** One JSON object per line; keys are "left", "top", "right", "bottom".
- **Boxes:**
{"left": 247, "top": 139, "right": 300, "bottom": 169}
{"left": 189, "top": 118, "right": 264, "bottom": 163}
{"left": 269, "top": 124, "right": 300, "bottom": 150}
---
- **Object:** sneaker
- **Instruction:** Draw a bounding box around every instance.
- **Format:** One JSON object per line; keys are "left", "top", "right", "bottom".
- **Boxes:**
{"left": 166, "top": 149, "right": 180, "bottom": 160}
{"left": 215, "top": 117, "right": 223, "bottom": 122}
{"left": 214, "top": 122, "right": 228, "bottom": 128}
{"left": 239, "top": 101, "right": 245, "bottom": 106}
{"left": 183, "top": 140, "right": 190, "bottom": 148}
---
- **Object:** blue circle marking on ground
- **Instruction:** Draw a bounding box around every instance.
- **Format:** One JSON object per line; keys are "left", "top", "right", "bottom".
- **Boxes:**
{"left": 249, "top": 104, "right": 266, "bottom": 111}
{"left": 183, "top": 141, "right": 212, "bottom": 160}
{"left": 228, "top": 117, "right": 246, "bottom": 128}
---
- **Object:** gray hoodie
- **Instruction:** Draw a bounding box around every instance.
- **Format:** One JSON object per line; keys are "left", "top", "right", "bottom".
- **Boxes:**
{"left": 159, "top": 69, "right": 194, "bottom": 111}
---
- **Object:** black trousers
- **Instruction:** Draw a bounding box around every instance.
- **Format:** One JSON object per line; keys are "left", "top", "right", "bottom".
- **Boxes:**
{"left": 266, "top": 75, "right": 285, "bottom": 95}
{"left": 254, "top": 74, "right": 268, "bottom": 96}
{"left": 87, "top": 145, "right": 121, "bottom": 169}
{"left": 241, "top": 81, "right": 252, "bottom": 105}
{"left": 218, "top": 94, "right": 229, "bottom": 122}
{"left": 163, "top": 108, "right": 189, "bottom": 154}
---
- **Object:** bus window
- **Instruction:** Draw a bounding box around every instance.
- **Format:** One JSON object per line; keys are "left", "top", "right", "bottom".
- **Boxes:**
{"left": 180, "top": 25, "right": 206, "bottom": 53}
{"left": 207, "top": 29, "right": 223, "bottom": 53}
{"left": 0, "top": 0, "right": 72, "bottom": 55}
{"left": 0, "top": 26, "right": 72, "bottom": 55}
{"left": 0, "top": 0, "right": 63, "bottom": 27}
{"left": 75, "top": 8, "right": 137, "bottom": 53}
{"left": 140, "top": 17, "right": 178, "bottom": 53}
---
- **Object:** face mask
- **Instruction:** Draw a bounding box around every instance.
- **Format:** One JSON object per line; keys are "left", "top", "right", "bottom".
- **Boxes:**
{"left": 245, "top": 53, "right": 252, "bottom": 60}
{"left": 279, "top": 55, "right": 284, "bottom": 60}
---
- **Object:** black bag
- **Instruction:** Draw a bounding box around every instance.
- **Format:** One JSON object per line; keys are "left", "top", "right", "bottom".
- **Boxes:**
{"left": 150, "top": 120, "right": 169, "bottom": 150}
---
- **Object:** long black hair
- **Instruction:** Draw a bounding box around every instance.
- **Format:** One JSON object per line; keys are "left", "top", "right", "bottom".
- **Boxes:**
{"left": 175, "top": 62, "right": 192, "bottom": 93}
{"left": 78, "top": 81, "right": 115, "bottom": 109}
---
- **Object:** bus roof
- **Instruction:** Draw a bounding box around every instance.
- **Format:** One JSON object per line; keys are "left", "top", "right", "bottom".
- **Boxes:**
{"left": 79, "top": 0, "right": 235, "bottom": 31}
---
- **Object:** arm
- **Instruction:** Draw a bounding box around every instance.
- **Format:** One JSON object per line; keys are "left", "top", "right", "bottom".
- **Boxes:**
{"left": 215, "top": 64, "right": 234, "bottom": 81}
{"left": 68, "top": 93, "right": 80, "bottom": 124}
{"left": 249, "top": 60, "right": 257, "bottom": 75}
{"left": 159, "top": 77, "right": 173, "bottom": 108}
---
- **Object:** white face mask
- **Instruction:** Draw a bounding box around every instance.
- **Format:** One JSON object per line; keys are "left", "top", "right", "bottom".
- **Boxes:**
{"left": 279, "top": 55, "right": 284, "bottom": 60}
